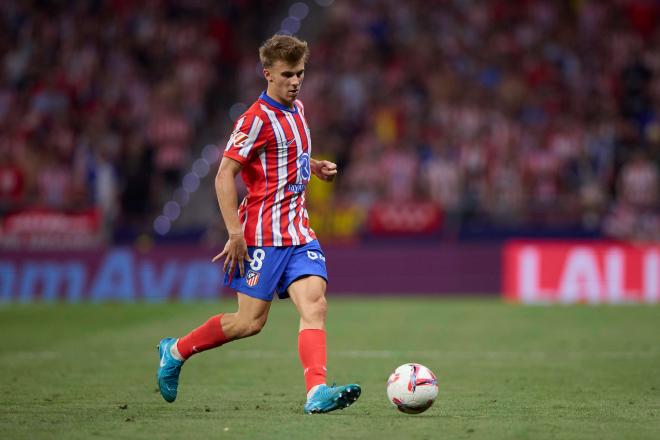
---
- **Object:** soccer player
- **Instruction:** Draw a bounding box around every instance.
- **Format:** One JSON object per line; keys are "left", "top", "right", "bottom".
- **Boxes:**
{"left": 156, "top": 34, "right": 361, "bottom": 414}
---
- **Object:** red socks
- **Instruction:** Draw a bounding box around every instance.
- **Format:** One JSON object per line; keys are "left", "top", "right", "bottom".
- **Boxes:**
{"left": 176, "top": 314, "right": 228, "bottom": 360}
{"left": 298, "top": 329, "right": 327, "bottom": 392}
{"left": 176, "top": 316, "right": 327, "bottom": 393}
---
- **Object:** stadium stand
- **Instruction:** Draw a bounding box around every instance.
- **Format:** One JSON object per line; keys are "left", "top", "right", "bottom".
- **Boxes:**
{"left": 0, "top": 0, "right": 657, "bottom": 244}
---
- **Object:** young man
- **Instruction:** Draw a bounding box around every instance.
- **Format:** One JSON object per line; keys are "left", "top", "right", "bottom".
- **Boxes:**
{"left": 156, "top": 34, "right": 361, "bottom": 414}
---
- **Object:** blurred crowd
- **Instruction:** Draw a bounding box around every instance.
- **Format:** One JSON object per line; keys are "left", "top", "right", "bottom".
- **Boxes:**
{"left": 301, "top": 0, "right": 659, "bottom": 241}
{"left": 0, "top": 0, "right": 284, "bottom": 237}
{"left": 1, "top": 0, "right": 658, "bottom": 242}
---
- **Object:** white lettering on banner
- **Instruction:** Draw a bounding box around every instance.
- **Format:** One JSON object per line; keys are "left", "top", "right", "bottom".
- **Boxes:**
{"left": 644, "top": 251, "right": 659, "bottom": 303}
{"left": 605, "top": 249, "right": 626, "bottom": 303}
{"left": 519, "top": 247, "right": 548, "bottom": 303}
{"left": 558, "top": 248, "right": 602, "bottom": 304}
{"left": 508, "top": 243, "right": 660, "bottom": 304}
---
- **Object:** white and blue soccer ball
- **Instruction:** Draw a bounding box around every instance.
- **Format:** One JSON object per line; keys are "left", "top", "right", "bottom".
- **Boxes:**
{"left": 386, "top": 363, "right": 439, "bottom": 414}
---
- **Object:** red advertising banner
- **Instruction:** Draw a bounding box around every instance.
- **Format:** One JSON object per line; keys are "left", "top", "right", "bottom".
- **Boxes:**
{"left": 367, "top": 202, "right": 442, "bottom": 235}
{"left": 0, "top": 209, "right": 102, "bottom": 249}
{"left": 503, "top": 241, "right": 660, "bottom": 304}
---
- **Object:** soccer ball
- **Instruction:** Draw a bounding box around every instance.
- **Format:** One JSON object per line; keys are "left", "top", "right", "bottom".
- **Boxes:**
{"left": 386, "top": 363, "right": 439, "bottom": 414}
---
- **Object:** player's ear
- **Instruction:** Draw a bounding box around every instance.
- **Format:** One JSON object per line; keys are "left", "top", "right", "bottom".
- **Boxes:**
{"left": 263, "top": 68, "right": 273, "bottom": 82}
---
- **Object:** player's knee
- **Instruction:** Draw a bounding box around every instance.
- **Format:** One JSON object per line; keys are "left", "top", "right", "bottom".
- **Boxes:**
{"left": 238, "top": 318, "right": 266, "bottom": 337}
{"left": 316, "top": 295, "right": 327, "bottom": 318}
{"left": 306, "top": 295, "right": 327, "bottom": 322}
{"left": 248, "top": 319, "right": 266, "bottom": 336}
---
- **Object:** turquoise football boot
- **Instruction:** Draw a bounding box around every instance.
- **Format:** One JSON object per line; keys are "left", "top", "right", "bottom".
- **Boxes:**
{"left": 157, "top": 338, "right": 184, "bottom": 403}
{"left": 304, "top": 383, "right": 361, "bottom": 414}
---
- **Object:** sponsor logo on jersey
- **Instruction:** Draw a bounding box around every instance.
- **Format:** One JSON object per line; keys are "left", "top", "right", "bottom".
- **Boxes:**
{"left": 278, "top": 138, "right": 295, "bottom": 149}
{"left": 246, "top": 270, "right": 260, "bottom": 287}
{"left": 286, "top": 183, "right": 306, "bottom": 193}
{"left": 232, "top": 131, "right": 249, "bottom": 147}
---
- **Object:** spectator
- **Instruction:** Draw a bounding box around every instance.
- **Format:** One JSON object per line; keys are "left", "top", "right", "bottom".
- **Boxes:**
{"left": 0, "top": 0, "right": 286, "bottom": 240}
{"left": 303, "top": 0, "right": 659, "bottom": 240}
{"left": 1, "top": 0, "right": 658, "bottom": 242}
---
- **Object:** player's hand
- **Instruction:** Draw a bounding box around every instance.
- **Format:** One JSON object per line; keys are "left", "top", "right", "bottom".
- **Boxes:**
{"left": 212, "top": 233, "right": 252, "bottom": 278}
{"left": 312, "top": 159, "right": 337, "bottom": 182}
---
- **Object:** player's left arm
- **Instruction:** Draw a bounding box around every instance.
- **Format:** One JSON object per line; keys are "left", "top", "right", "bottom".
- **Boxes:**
{"left": 310, "top": 158, "right": 337, "bottom": 182}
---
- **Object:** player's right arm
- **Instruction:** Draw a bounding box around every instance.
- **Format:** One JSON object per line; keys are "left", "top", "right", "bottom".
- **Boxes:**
{"left": 212, "top": 156, "right": 251, "bottom": 277}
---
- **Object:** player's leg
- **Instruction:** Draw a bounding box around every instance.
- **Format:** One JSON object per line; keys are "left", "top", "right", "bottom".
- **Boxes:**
{"left": 157, "top": 244, "right": 284, "bottom": 403}
{"left": 282, "top": 242, "right": 361, "bottom": 414}
{"left": 157, "top": 293, "right": 270, "bottom": 403}
{"left": 288, "top": 275, "right": 328, "bottom": 390}
{"left": 288, "top": 276, "right": 361, "bottom": 413}
{"left": 214, "top": 292, "right": 271, "bottom": 340}
{"left": 176, "top": 292, "right": 271, "bottom": 356}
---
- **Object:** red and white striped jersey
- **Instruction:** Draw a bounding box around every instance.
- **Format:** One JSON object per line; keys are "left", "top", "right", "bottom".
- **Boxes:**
{"left": 223, "top": 92, "right": 316, "bottom": 247}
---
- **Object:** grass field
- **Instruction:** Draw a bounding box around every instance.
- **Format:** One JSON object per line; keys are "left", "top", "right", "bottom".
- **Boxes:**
{"left": 1, "top": 297, "right": 659, "bottom": 439}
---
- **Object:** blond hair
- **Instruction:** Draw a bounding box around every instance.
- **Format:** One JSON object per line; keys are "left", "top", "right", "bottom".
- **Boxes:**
{"left": 259, "top": 34, "right": 309, "bottom": 68}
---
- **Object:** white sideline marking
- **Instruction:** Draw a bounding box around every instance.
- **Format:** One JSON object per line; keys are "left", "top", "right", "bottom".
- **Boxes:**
{"left": 222, "top": 349, "right": 660, "bottom": 360}
{"left": 2, "top": 349, "right": 658, "bottom": 362}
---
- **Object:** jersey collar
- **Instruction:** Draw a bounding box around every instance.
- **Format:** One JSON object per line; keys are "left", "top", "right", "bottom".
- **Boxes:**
{"left": 259, "top": 91, "right": 298, "bottom": 113}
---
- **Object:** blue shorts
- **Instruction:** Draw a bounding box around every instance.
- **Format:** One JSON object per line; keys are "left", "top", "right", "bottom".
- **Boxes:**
{"left": 223, "top": 240, "right": 328, "bottom": 301}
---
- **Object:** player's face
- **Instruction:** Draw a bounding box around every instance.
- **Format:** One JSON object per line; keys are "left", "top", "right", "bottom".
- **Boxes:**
{"left": 264, "top": 59, "right": 305, "bottom": 107}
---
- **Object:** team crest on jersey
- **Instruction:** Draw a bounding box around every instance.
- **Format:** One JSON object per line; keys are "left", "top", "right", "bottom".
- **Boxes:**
{"left": 231, "top": 131, "right": 249, "bottom": 148}
{"left": 246, "top": 270, "right": 260, "bottom": 287}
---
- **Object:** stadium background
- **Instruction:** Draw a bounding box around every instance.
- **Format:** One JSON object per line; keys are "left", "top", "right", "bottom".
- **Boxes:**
{"left": 0, "top": 1, "right": 659, "bottom": 439}
{"left": 1, "top": 0, "right": 658, "bottom": 302}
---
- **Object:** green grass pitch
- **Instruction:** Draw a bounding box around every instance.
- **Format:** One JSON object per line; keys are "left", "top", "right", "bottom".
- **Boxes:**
{"left": 1, "top": 297, "right": 659, "bottom": 439}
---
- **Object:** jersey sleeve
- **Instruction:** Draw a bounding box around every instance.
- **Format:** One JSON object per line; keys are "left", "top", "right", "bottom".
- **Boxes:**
{"left": 223, "top": 113, "right": 267, "bottom": 164}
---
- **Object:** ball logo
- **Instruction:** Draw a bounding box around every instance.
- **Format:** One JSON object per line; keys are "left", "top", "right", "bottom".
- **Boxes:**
{"left": 299, "top": 153, "right": 311, "bottom": 181}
